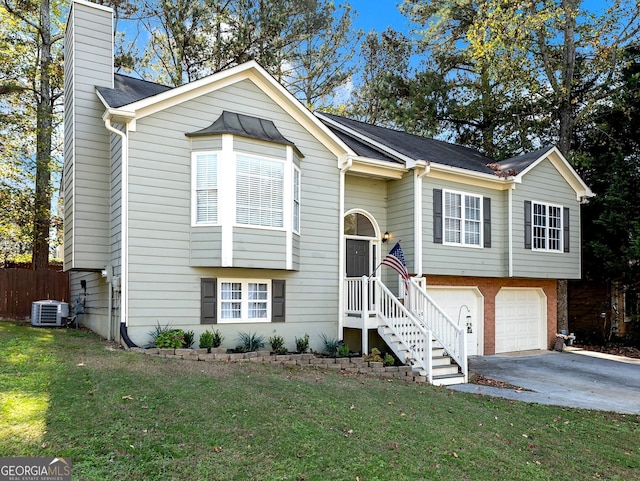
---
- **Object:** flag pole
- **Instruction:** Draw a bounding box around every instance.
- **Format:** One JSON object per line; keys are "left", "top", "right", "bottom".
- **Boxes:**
{"left": 370, "top": 240, "right": 402, "bottom": 279}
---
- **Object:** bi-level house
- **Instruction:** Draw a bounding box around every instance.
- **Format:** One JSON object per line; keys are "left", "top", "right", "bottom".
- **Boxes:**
{"left": 64, "top": 0, "right": 593, "bottom": 385}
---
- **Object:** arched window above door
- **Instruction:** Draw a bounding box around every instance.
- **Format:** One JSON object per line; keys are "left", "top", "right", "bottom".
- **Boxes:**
{"left": 344, "top": 212, "right": 376, "bottom": 237}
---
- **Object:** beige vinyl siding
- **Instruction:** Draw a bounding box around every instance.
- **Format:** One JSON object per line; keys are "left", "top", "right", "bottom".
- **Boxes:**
{"left": 234, "top": 138, "right": 287, "bottom": 158}
{"left": 292, "top": 234, "right": 300, "bottom": 270}
{"left": 189, "top": 137, "right": 222, "bottom": 152}
{"left": 124, "top": 79, "right": 340, "bottom": 348}
{"left": 63, "top": 1, "right": 112, "bottom": 270}
{"left": 423, "top": 177, "right": 508, "bottom": 277}
{"left": 109, "top": 130, "right": 122, "bottom": 277}
{"left": 512, "top": 160, "right": 581, "bottom": 279}
{"left": 233, "top": 227, "right": 287, "bottom": 269}
{"left": 387, "top": 173, "right": 415, "bottom": 272}
{"left": 345, "top": 176, "right": 387, "bottom": 229}
{"left": 63, "top": 13, "right": 75, "bottom": 269}
{"left": 69, "top": 271, "right": 111, "bottom": 339}
{"left": 189, "top": 227, "right": 222, "bottom": 266}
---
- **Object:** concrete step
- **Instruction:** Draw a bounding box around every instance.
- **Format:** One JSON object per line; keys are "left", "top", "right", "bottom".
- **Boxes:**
{"left": 432, "top": 363, "right": 460, "bottom": 376}
{"left": 431, "top": 372, "right": 467, "bottom": 386}
{"left": 431, "top": 355, "right": 453, "bottom": 367}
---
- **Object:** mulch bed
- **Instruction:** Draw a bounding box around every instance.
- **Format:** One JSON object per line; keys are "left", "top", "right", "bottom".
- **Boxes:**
{"left": 573, "top": 344, "right": 640, "bottom": 359}
{"left": 471, "top": 374, "right": 533, "bottom": 391}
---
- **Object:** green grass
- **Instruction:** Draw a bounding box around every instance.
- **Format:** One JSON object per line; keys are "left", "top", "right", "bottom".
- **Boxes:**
{"left": 1, "top": 320, "right": 639, "bottom": 481}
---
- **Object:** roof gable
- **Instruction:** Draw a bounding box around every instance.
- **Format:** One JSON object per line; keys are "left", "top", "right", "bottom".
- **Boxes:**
{"left": 507, "top": 146, "right": 594, "bottom": 200}
{"left": 100, "top": 61, "right": 353, "bottom": 160}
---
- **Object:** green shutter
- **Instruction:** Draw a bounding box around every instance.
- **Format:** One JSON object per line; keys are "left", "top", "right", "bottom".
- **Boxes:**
{"left": 201, "top": 278, "right": 217, "bottom": 324}
{"left": 483, "top": 197, "right": 491, "bottom": 248}
{"left": 524, "top": 201, "right": 532, "bottom": 249}
{"left": 272, "top": 279, "right": 286, "bottom": 322}
{"left": 563, "top": 207, "right": 570, "bottom": 253}
{"left": 433, "top": 189, "right": 443, "bottom": 244}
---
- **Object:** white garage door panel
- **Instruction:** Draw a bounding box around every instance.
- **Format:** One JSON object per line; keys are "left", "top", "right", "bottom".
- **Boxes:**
{"left": 426, "top": 287, "right": 483, "bottom": 356}
{"left": 495, "top": 289, "right": 545, "bottom": 353}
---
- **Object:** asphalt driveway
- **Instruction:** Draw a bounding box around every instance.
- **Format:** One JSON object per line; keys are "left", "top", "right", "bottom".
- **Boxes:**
{"left": 449, "top": 348, "right": 640, "bottom": 414}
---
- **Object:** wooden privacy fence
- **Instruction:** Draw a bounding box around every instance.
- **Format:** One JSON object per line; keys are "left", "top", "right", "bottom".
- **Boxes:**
{"left": 0, "top": 269, "right": 70, "bottom": 319}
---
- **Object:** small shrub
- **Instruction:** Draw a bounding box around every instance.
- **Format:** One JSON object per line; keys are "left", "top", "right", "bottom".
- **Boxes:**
{"left": 199, "top": 330, "right": 214, "bottom": 352}
{"left": 295, "top": 333, "right": 310, "bottom": 354}
{"left": 182, "top": 330, "right": 195, "bottom": 349}
{"left": 320, "top": 333, "right": 340, "bottom": 356}
{"left": 268, "top": 335, "right": 287, "bottom": 354}
{"left": 148, "top": 322, "right": 172, "bottom": 347}
{"left": 364, "top": 348, "right": 383, "bottom": 363}
{"left": 383, "top": 352, "right": 395, "bottom": 366}
{"left": 237, "top": 332, "right": 265, "bottom": 352}
{"left": 337, "top": 344, "right": 350, "bottom": 358}
{"left": 211, "top": 329, "right": 224, "bottom": 348}
{"left": 155, "top": 329, "right": 185, "bottom": 349}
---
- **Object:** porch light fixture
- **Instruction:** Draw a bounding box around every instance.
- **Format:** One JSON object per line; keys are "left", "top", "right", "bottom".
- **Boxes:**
{"left": 382, "top": 231, "right": 390, "bottom": 243}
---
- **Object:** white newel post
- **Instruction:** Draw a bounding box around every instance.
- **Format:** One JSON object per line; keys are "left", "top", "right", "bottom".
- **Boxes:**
{"left": 361, "top": 275, "right": 369, "bottom": 356}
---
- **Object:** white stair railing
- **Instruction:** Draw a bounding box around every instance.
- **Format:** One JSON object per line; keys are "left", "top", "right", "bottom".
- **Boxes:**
{"left": 406, "top": 278, "right": 467, "bottom": 381}
{"left": 371, "top": 276, "right": 433, "bottom": 381}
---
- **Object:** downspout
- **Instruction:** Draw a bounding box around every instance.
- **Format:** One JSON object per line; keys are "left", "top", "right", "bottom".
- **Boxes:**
{"left": 337, "top": 156, "right": 353, "bottom": 340}
{"left": 104, "top": 118, "right": 137, "bottom": 348}
{"left": 414, "top": 162, "right": 430, "bottom": 277}
{"left": 508, "top": 184, "right": 514, "bottom": 277}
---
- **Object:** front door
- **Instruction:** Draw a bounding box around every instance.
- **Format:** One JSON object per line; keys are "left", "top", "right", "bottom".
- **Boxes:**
{"left": 346, "top": 239, "right": 370, "bottom": 277}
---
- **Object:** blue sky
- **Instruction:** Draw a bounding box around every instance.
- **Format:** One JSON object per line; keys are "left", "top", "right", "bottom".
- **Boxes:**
{"left": 347, "top": 0, "right": 608, "bottom": 34}
{"left": 348, "top": 1, "right": 410, "bottom": 34}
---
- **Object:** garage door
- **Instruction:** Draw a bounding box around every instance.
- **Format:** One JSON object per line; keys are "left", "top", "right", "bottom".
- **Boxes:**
{"left": 426, "top": 287, "right": 483, "bottom": 356}
{"left": 495, "top": 288, "right": 546, "bottom": 353}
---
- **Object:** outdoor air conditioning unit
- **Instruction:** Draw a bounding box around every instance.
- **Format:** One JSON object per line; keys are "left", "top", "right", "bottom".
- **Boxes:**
{"left": 31, "top": 300, "right": 69, "bottom": 327}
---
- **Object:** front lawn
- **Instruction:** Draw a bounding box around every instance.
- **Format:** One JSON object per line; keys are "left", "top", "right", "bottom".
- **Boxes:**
{"left": 1, "top": 320, "right": 638, "bottom": 481}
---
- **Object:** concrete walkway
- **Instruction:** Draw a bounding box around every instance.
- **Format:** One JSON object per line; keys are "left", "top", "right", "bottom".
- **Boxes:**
{"left": 449, "top": 348, "right": 640, "bottom": 414}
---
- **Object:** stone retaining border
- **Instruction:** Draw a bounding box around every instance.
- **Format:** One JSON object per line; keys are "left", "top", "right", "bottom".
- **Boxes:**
{"left": 131, "top": 347, "right": 427, "bottom": 383}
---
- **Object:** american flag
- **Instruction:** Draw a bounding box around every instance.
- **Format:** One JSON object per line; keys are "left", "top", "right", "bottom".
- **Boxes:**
{"left": 382, "top": 242, "right": 410, "bottom": 292}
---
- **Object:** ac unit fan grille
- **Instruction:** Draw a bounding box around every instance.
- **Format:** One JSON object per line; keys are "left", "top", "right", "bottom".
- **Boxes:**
{"left": 39, "top": 305, "right": 59, "bottom": 324}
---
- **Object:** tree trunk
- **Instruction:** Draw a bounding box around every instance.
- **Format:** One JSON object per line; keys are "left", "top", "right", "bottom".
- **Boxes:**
{"left": 557, "top": 279, "right": 569, "bottom": 335}
{"left": 555, "top": 1, "right": 577, "bottom": 328}
{"left": 557, "top": 0, "right": 577, "bottom": 157}
{"left": 32, "top": 0, "right": 53, "bottom": 270}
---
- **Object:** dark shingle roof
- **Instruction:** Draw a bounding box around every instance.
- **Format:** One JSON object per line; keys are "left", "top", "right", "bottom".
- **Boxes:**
{"left": 186, "top": 111, "right": 297, "bottom": 149}
{"left": 330, "top": 128, "right": 402, "bottom": 164}
{"left": 499, "top": 146, "right": 555, "bottom": 173}
{"left": 318, "top": 112, "right": 497, "bottom": 174}
{"left": 96, "top": 74, "right": 173, "bottom": 108}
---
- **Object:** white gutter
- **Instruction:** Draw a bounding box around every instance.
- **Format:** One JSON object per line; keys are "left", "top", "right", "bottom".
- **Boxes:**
{"left": 337, "top": 157, "right": 352, "bottom": 340}
{"left": 429, "top": 162, "right": 517, "bottom": 185}
{"left": 508, "top": 185, "right": 514, "bottom": 277}
{"left": 104, "top": 118, "right": 129, "bottom": 331}
{"left": 414, "top": 162, "right": 430, "bottom": 276}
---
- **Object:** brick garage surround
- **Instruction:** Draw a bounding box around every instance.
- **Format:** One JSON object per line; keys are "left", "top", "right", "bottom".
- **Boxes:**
{"left": 423, "top": 275, "right": 558, "bottom": 355}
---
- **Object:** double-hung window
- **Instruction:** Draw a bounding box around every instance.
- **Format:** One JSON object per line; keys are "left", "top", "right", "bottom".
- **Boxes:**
{"left": 236, "top": 155, "right": 284, "bottom": 228}
{"left": 194, "top": 153, "right": 218, "bottom": 224}
{"left": 443, "top": 190, "right": 482, "bottom": 247}
{"left": 293, "top": 167, "right": 300, "bottom": 234}
{"left": 192, "top": 150, "right": 299, "bottom": 231}
{"left": 532, "top": 202, "right": 562, "bottom": 251}
{"left": 220, "top": 279, "right": 270, "bottom": 323}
